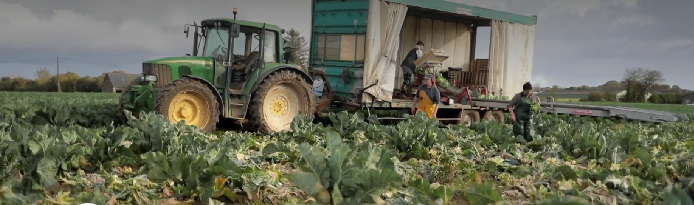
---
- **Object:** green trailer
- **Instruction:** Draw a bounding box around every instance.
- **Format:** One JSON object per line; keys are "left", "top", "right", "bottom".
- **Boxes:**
{"left": 118, "top": 1, "right": 540, "bottom": 133}
{"left": 307, "top": 0, "right": 537, "bottom": 123}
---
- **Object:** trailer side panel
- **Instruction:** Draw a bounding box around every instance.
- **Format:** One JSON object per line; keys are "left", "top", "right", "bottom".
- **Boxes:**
{"left": 311, "top": 0, "right": 370, "bottom": 99}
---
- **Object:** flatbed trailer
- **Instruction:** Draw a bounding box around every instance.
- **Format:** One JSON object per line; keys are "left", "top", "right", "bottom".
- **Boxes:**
{"left": 352, "top": 96, "right": 688, "bottom": 125}
{"left": 309, "top": 0, "right": 686, "bottom": 126}
{"left": 470, "top": 97, "right": 688, "bottom": 124}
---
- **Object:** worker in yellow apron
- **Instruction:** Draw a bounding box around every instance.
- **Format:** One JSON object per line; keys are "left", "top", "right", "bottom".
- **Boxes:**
{"left": 411, "top": 74, "right": 440, "bottom": 118}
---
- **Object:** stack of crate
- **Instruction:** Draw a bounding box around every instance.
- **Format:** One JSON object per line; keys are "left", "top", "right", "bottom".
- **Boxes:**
{"left": 445, "top": 59, "right": 489, "bottom": 88}
{"left": 447, "top": 69, "right": 471, "bottom": 87}
{"left": 470, "top": 59, "right": 488, "bottom": 88}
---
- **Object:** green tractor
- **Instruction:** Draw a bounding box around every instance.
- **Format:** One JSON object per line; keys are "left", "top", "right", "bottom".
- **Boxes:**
{"left": 119, "top": 9, "right": 328, "bottom": 133}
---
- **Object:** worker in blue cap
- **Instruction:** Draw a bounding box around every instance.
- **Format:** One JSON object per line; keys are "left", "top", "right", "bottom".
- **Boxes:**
{"left": 411, "top": 74, "right": 440, "bottom": 118}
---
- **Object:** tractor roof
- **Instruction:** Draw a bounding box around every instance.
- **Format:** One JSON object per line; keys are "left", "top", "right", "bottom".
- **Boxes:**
{"left": 201, "top": 18, "right": 283, "bottom": 32}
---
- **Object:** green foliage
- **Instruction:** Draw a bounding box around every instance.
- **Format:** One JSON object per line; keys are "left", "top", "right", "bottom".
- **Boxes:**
{"left": 0, "top": 92, "right": 693, "bottom": 205}
{"left": 648, "top": 92, "right": 686, "bottom": 104}
{"left": 602, "top": 90, "right": 617, "bottom": 101}
{"left": 286, "top": 130, "right": 402, "bottom": 204}
{"left": 587, "top": 91, "right": 604, "bottom": 101}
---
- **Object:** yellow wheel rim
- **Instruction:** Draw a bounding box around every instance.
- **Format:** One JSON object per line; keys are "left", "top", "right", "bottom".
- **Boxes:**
{"left": 167, "top": 90, "right": 211, "bottom": 128}
{"left": 262, "top": 84, "right": 304, "bottom": 131}
{"left": 462, "top": 114, "right": 472, "bottom": 125}
{"left": 485, "top": 113, "right": 495, "bottom": 121}
{"left": 270, "top": 97, "right": 289, "bottom": 116}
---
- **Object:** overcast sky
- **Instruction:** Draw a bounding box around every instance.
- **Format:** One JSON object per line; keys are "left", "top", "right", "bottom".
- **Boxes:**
{"left": 0, "top": 0, "right": 692, "bottom": 89}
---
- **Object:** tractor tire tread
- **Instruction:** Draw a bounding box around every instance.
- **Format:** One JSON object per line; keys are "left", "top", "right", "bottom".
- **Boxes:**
{"left": 153, "top": 77, "right": 220, "bottom": 132}
{"left": 248, "top": 70, "right": 315, "bottom": 134}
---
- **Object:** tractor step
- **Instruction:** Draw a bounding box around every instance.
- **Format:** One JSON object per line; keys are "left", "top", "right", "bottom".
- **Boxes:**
{"left": 228, "top": 89, "right": 243, "bottom": 95}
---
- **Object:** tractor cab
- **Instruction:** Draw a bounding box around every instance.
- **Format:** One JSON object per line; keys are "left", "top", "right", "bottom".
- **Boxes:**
{"left": 190, "top": 19, "right": 280, "bottom": 91}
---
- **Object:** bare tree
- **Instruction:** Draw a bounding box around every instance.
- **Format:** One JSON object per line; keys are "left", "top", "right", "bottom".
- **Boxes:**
{"left": 622, "top": 68, "right": 664, "bottom": 102}
{"left": 642, "top": 69, "right": 664, "bottom": 92}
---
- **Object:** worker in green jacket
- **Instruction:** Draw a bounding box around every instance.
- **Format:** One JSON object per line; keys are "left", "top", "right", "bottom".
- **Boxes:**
{"left": 508, "top": 82, "right": 536, "bottom": 142}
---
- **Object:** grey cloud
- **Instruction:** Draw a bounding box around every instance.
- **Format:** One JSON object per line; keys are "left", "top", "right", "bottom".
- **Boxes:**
{"left": 0, "top": 0, "right": 692, "bottom": 89}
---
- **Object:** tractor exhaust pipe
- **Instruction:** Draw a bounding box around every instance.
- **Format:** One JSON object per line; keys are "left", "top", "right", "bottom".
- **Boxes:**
{"left": 192, "top": 21, "right": 199, "bottom": 56}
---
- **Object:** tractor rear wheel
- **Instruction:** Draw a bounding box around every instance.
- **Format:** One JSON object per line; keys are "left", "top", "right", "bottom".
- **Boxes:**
{"left": 249, "top": 70, "right": 315, "bottom": 134}
{"left": 154, "top": 77, "right": 220, "bottom": 132}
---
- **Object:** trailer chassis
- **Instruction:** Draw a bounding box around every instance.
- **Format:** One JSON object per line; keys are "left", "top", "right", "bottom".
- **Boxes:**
{"left": 324, "top": 86, "right": 687, "bottom": 125}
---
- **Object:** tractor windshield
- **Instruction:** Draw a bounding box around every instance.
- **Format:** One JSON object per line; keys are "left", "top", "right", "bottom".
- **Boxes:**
{"left": 202, "top": 27, "right": 229, "bottom": 62}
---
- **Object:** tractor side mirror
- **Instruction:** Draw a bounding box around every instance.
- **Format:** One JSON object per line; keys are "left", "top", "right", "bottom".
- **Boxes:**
{"left": 230, "top": 24, "right": 240, "bottom": 38}
{"left": 281, "top": 29, "right": 285, "bottom": 34}
{"left": 184, "top": 25, "right": 190, "bottom": 38}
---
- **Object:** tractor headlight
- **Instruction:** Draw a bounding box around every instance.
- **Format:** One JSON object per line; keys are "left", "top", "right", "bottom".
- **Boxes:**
{"left": 142, "top": 74, "right": 157, "bottom": 82}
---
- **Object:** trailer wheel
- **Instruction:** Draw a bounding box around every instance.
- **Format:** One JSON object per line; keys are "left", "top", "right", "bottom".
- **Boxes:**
{"left": 460, "top": 110, "right": 481, "bottom": 125}
{"left": 484, "top": 111, "right": 505, "bottom": 124}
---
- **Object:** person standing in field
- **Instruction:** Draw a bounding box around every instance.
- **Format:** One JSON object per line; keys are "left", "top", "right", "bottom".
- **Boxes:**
{"left": 508, "top": 82, "right": 535, "bottom": 142}
{"left": 399, "top": 41, "right": 425, "bottom": 98}
{"left": 411, "top": 74, "right": 440, "bottom": 118}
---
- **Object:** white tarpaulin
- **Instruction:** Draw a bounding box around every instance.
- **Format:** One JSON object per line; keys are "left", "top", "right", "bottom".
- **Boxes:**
{"left": 489, "top": 20, "right": 536, "bottom": 98}
{"left": 362, "top": 0, "right": 408, "bottom": 102}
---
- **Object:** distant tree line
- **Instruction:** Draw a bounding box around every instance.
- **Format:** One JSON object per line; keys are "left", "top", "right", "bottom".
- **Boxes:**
{"left": 584, "top": 90, "right": 686, "bottom": 104}
{"left": 577, "top": 68, "right": 688, "bottom": 104}
{"left": 0, "top": 68, "right": 124, "bottom": 92}
{"left": 586, "top": 91, "right": 618, "bottom": 102}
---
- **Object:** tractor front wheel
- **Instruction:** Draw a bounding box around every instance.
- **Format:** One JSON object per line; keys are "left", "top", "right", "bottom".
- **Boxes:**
{"left": 154, "top": 77, "right": 220, "bottom": 132}
{"left": 249, "top": 70, "right": 315, "bottom": 134}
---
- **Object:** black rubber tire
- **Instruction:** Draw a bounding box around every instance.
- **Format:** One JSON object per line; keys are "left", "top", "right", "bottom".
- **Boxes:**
{"left": 153, "top": 77, "right": 220, "bottom": 132}
{"left": 118, "top": 79, "right": 141, "bottom": 125}
{"left": 460, "top": 110, "right": 481, "bottom": 125}
{"left": 248, "top": 70, "right": 315, "bottom": 134}
{"left": 483, "top": 110, "right": 505, "bottom": 124}
{"left": 491, "top": 111, "right": 505, "bottom": 124}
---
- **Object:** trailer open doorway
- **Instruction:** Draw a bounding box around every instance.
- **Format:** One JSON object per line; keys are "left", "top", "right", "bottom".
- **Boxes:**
{"left": 358, "top": 0, "right": 537, "bottom": 104}
{"left": 392, "top": 5, "right": 483, "bottom": 100}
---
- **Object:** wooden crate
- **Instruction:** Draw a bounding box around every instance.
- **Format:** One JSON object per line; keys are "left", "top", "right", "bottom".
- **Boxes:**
{"left": 414, "top": 49, "right": 449, "bottom": 67}
{"left": 473, "top": 70, "right": 487, "bottom": 85}
{"left": 440, "top": 59, "right": 489, "bottom": 88}
{"left": 471, "top": 59, "right": 489, "bottom": 87}
{"left": 447, "top": 70, "right": 473, "bottom": 87}
{"left": 475, "top": 59, "right": 489, "bottom": 71}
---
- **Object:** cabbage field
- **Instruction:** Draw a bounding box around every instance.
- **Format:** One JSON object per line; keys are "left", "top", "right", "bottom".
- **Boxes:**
{"left": 1, "top": 91, "right": 694, "bottom": 205}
